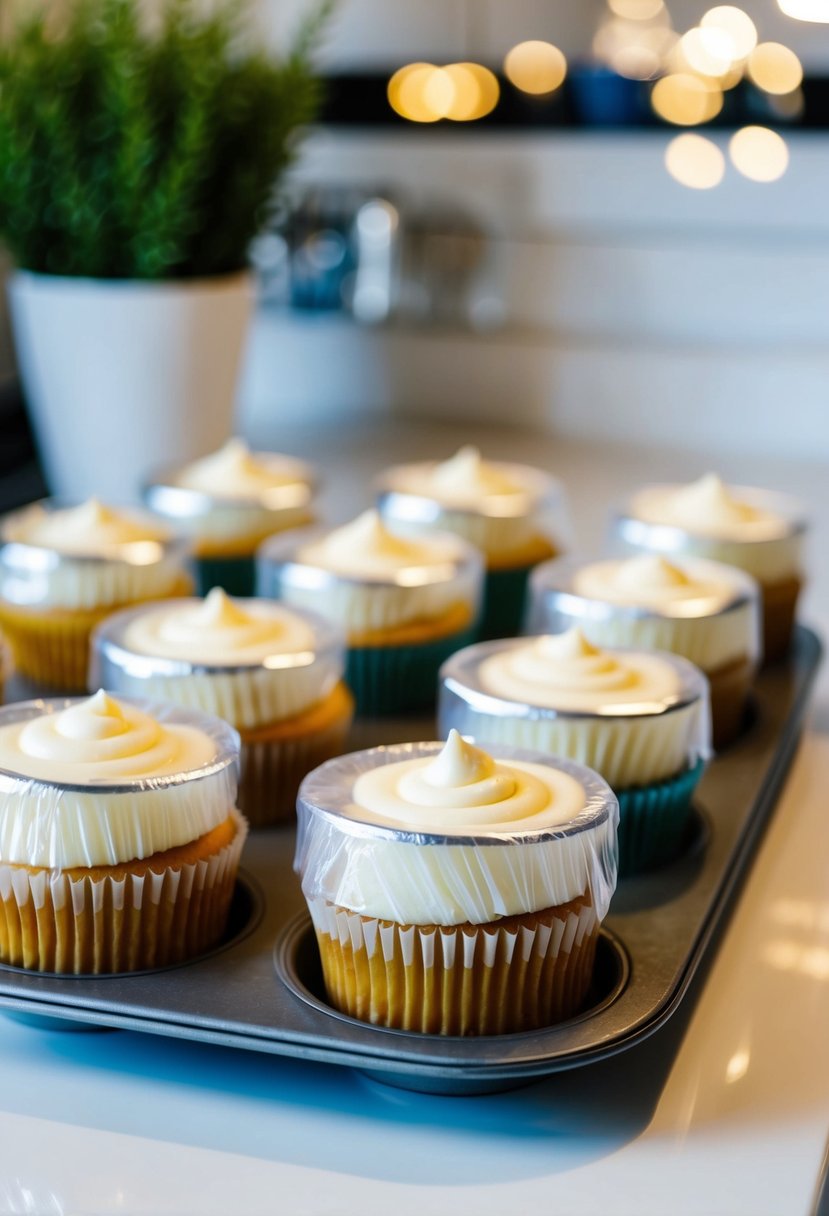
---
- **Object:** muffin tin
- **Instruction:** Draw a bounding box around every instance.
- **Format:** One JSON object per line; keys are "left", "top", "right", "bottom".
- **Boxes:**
{"left": 0, "top": 627, "right": 821, "bottom": 1095}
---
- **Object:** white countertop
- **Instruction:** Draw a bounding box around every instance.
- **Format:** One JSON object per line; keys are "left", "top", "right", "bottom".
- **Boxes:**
{"left": 1, "top": 421, "right": 827, "bottom": 1216}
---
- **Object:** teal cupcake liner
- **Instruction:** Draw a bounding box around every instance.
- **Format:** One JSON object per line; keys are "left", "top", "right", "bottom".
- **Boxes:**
{"left": 347, "top": 625, "right": 478, "bottom": 717}
{"left": 480, "top": 566, "right": 533, "bottom": 640}
{"left": 195, "top": 554, "right": 256, "bottom": 598}
{"left": 617, "top": 759, "right": 706, "bottom": 877}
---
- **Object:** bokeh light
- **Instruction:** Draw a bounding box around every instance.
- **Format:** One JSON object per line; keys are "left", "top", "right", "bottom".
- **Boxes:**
{"left": 652, "top": 73, "right": 724, "bottom": 124}
{"left": 388, "top": 63, "right": 443, "bottom": 123}
{"left": 747, "top": 42, "right": 803, "bottom": 93}
{"left": 701, "top": 7, "right": 758, "bottom": 59}
{"left": 593, "top": 19, "right": 677, "bottom": 79}
{"left": 444, "top": 63, "right": 500, "bottom": 121}
{"left": 777, "top": 0, "right": 829, "bottom": 21}
{"left": 504, "top": 41, "right": 567, "bottom": 94}
{"left": 729, "top": 125, "right": 790, "bottom": 180}
{"left": 665, "top": 133, "right": 726, "bottom": 188}
{"left": 680, "top": 26, "right": 737, "bottom": 76}
{"left": 388, "top": 62, "right": 500, "bottom": 123}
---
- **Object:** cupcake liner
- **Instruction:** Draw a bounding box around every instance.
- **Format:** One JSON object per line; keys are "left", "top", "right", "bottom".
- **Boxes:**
{"left": 347, "top": 626, "right": 478, "bottom": 716}
{"left": 308, "top": 895, "right": 599, "bottom": 1036}
{"left": 761, "top": 575, "right": 801, "bottom": 665}
{"left": 195, "top": 554, "right": 256, "bottom": 598}
{"left": 239, "top": 692, "right": 354, "bottom": 828}
{"left": 617, "top": 761, "right": 705, "bottom": 877}
{"left": 0, "top": 576, "right": 194, "bottom": 692}
{"left": 480, "top": 565, "right": 533, "bottom": 641}
{"left": 0, "top": 812, "right": 247, "bottom": 974}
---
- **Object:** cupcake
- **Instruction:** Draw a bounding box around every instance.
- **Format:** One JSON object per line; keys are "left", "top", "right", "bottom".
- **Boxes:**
{"left": 90, "top": 588, "right": 354, "bottom": 828}
{"left": 611, "top": 474, "right": 807, "bottom": 662}
{"left": 144, "top": 438, "right": 316, "bottom": 597}
{"left": 527, "top": 553, "right": 760, "bottom": 747}
{"left": 439, "top": 629, "right": 711, "bottom": 876}
{"left": 0, "top": 691, "right": 246, "bottom": 973}
{"left": 376, "top": 446, "right": 570, "bottom": 640}
{"left": 257, "top": 510, "right": 483, "bottom": 716}
{"left": 0, "top": 499, "right": 193, "bottom": 692}
{"left": 295, "top": 730, "right": 618, "bottom": 1035}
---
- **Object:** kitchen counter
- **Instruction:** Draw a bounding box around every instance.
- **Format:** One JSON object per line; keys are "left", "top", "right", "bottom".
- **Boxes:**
{"left": 1, "top": 420, "right": 826, "bottom": 1216}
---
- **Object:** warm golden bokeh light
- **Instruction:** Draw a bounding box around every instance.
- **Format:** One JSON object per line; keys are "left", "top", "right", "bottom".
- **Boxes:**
{"left": 729, "top": 125, "right": 790, "bottom": 180}
{"left": 504, "top": 41, "right": 567, "bottom": 94}
{"left": 680, "top": 26, "right": 737, "bottom": 76}
{"left": 747, "top": 42, "right": 803, "bottom": 94}
{"left": 444, "top": 63, "right": 500, "bottom": 121}
{"left": 777, "top": 0, "right": 829, "bottom": 21}
{"left": 701, "top": 6, "right": 758, "bottom": 59}
{"left": 608, "top": 0, "right": 665, "bottom": 18}
{"left": 664, "top": 132, "right": 726, "bottom": 187}
{"left": 652, "top": 73, "right": 724, "bottom": 124}
{"left": 594, "top": 19, "right": 677, "bottom": 79}
{"left": 388, "top": 63, "right": 443, "bottom": 123}
{"left": 388, "top": 62, "right": 499, "bottom": 123}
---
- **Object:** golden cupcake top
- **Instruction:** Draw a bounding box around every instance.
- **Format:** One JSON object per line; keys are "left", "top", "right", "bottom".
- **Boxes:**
{"left": 572, "top": 554, "right": 752, "bottom": 614}
{"left": 379, "top": 447, "right": 556, "bottom": 515}
{"left": 477, "top": 628, "right": 682, "bottom": 713}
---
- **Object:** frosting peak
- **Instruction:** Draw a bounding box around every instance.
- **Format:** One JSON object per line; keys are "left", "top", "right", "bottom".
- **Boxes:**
{"left": 420, "top": 730, "right": 499, "bottom": 790}
{"left": 297, "top": 511, "right": 463, "bottom": 581}
{"left": 175, "top": 438, "right": 310, "bottom": 502}
{"left": 669, "top": 474, "right": 761, "bottom": 530}
{"left": 536, "top": 628, "right": 601, "bottom": 663}
{"left": 614, "top": 555, "right": 691, "bottom": 591}
{"left": 57, "top": 690, "right": 128, "bottom": 742}
{"left": 192, "top": 587, "right": 264, "bottom": 632}
{"left": 9, "top": 499, "right": 169, "bottom": 557}
{"left": 431, "top": 447, "right": 522, "bottom": 497}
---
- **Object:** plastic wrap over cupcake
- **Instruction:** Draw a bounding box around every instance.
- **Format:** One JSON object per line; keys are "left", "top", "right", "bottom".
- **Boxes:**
{"left": 0, "top": 692, "right": 246, "bottom": 972}
{"left": 376, "top": 446, "right": 569, "bottom": 568}
{"left": 257, "top": 510, "right": 483, "bottom": 638}
{"left": 144, "top": 438, "right": 316, "bottom": 555}
{"left": 91, "top": 588, "right": 346, "bottom": 731}
{"left": 440, "top": 629, "right": 711, "bottom": 790}
{"left": 611, "top": 474, "right": 807, "bottom": 659}
{"left": 527, "top": 553, "right": 761, "bottom": 673}
{"left": 0, "top": 498, "right": 190, "bottom": 610}
{"left": 295, "top": 732, "right": 618, "bottom": 1034}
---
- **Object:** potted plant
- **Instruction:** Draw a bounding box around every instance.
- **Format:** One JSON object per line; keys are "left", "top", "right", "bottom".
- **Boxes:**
{"left": 0, "top": 0, "right": 327, "bottom": 500}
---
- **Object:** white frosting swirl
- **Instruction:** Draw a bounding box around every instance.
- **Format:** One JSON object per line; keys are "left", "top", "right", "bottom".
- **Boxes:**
{"left": 0, "top": 694, "right": 236, "bottom": 868}
{"left": 478, "top": 629, "right": 680, "bottom": 713}
{"left": 121, "top": 588, "right": 315, "bottom": 665}
{"left": 0, "top": 691, "right": 215, "bottom": 784}
{"left": 573, "top": 555, "right": 748, "bottom": 615}
{"left": 429, "top": 447, "right": 524, "bottom": 503}
{"left": 351, "top": 730, "right": 585, "bottom": 834}
{"left": 298, "top": 511, "right": 463, "bottom": 582}
{"left": 174, "top": 439, "right": 312, "bottom": 505}
{"left": 5, "top": 499, "right": 171, "bottom": 559}
{"left": 630, "top": 475, "right": 791, "bottom": 542}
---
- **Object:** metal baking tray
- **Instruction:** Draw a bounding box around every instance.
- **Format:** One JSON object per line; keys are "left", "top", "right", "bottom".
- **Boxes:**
{"left": 0, "top": 626, "right": 821, "bottom": 1096}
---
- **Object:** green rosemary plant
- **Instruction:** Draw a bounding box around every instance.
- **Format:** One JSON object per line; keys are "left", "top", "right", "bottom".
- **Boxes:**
{"left": 0, "top": 0, "right": 329, "bottom": 278}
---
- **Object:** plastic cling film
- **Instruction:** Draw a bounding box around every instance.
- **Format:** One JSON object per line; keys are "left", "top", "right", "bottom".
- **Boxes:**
{"left": 89, "top": 596, "right": 347, "bottom": 730}
{"left": 295, "top": 741, "right": 619, "bottom": 927}
{"left": 526, "top": 554, "right": 762, "bottom": 673}
{"left": 609, "top": 480, "right": 807, "bottom": 585}
{"left": 0, "top": 499, "right": 193, "bottom": 611}
{"left": 0, "top": 695, "right": 240, "bottom": 868}
{"left": 256, "top": 522, "right": 484, "bottom": 635}
{"left": 438, "top": 637, "right": 712, "bottom": 790}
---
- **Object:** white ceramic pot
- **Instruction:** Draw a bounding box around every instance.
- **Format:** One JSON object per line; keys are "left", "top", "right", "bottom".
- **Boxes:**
{"left": 8, "top": 271, "right": 254, "bottom": 502}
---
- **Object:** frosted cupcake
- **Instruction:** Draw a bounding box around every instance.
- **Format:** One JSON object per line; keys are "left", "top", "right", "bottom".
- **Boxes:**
{"left": 527, "top": 554, "right": 760, "bottom": 747}
{"left": 295, "top": 730, "right": 618, "bottom": 1035}
{"left": 439, "top": 629, "right": 711, "bottom": 876}
{"left": 611, "top": 474, "right": 807, "bottom": 662}
{"left": 90, "top": 589, "right": 353, "bottom": 827}
{"left": 0, "top": 691, "right": 246, "bottom": 974}
{"left": 376, "top": 446, "right": 569, "bottom": 639}
{"left": 257, "top": 510, "right": 483, "bottom": 716}
{"left": 0, "top": 499, "right": 193, "bottom": 691}
{"left": 144, "top": 438, "right": 316, "bottom": 596}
